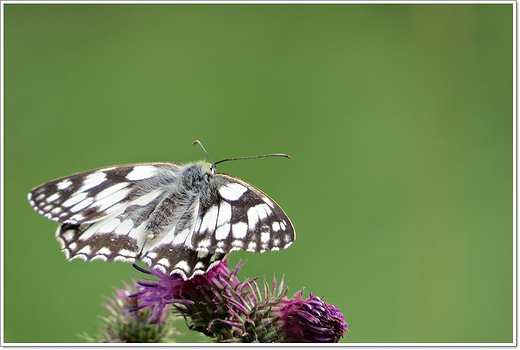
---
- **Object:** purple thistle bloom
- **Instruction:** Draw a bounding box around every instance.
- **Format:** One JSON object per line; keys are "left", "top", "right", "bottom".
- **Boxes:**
{"left": 131, "top": 260, "right": 349, "bottom": 343}
{"left": 276, "top": 290, "right": 349, "bottom": 342}
{"left": 80, "top": 281, "right": 181, "bottom": 343}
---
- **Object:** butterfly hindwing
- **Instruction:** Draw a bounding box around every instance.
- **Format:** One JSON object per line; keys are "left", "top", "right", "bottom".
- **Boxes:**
{"left": 56, "top": 222, "right": 140, "bottom": 263}
{"left": 141, "top": 245, "right": 226, "bottom": 280}
{"left": 57, "top": 220, "right": 226, "bottom": 280}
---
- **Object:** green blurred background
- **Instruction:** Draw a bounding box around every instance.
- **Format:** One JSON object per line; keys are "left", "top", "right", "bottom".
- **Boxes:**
{"left": 4, "top": 3, "right": 513, "bottom": 343}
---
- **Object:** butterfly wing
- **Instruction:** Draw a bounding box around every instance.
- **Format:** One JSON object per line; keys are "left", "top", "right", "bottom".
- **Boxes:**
{"left": 191, "top": 173, "right": 296, "bottom": 254}
{"left": 29, "top": 162, "right": 184, "bottom": 271}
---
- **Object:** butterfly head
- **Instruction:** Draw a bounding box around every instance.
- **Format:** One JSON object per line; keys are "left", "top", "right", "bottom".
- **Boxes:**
{"left": 197, "top": 161, "right": 216, "bottom": 175}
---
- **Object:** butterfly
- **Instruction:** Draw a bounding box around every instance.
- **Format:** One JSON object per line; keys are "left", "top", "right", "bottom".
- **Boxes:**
{"left": 27, "top": 141, "right": 295, "bottom": 280}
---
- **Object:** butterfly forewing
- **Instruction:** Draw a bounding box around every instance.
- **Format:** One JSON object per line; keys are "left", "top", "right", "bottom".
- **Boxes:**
{"left": 28, "top": 159, "right": 295, "bottom": 280}
{"left": 28, "top": 163, "right": 182, "bottom": 224}
{"left": 191, "top": 173, "right": 295, "bottom": 254}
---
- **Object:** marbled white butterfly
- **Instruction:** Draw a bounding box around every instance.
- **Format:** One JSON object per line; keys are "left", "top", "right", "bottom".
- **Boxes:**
{"left": 27, "top": 141, "right": 295, "bottom": 280}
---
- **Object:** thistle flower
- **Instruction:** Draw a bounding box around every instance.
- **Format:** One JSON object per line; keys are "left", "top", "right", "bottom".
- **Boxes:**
{"left": 132, "top": 260, "right": 348, "bottom": 343}
{"left": 276, "top": 290, "right": 349, "bottom": 342}
{"left": 79, "top": 281, "right": 181, "bottom": 343}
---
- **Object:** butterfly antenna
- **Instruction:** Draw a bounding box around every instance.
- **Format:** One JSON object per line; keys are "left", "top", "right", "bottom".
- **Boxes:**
{"left": 193, "top": 140, "right": 211, "bottom": 163}
{"left": 214, "top": 153, "right": 290, "bottom": 165}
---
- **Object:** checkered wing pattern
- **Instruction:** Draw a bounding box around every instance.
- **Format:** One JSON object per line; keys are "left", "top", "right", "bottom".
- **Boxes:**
{"left": 28, "top": 161, "right": 295, "bottom": 280}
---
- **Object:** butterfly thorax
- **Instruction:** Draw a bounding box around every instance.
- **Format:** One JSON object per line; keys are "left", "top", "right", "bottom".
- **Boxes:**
{"left": 142, "top": 162, "right": 217, "bottom": 246}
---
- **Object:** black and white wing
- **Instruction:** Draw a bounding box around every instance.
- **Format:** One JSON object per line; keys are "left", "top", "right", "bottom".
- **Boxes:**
{"left": 198, "top": 173, "right": 295, "bottom": 253}
{"left": 28, "top": 163, "right": 181, "bottom": 225}
{"left": 28, "top": 163, "right": 190, "bottom": 272}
